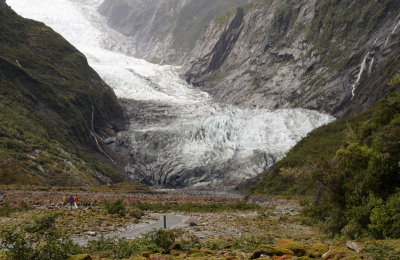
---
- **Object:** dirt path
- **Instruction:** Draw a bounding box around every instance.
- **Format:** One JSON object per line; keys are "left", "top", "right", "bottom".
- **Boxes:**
{"left": 73, "top": 213, "right": 188, "bottom": 245}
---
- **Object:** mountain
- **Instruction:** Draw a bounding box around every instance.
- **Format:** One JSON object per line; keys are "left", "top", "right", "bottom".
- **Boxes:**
{"left": 97, "top": 0, "right": 400, "bottom": 197}
{"left": 98, "top": 0, "right": 251, "bottom": 64}
{"left": 185, "top": 0, "right": 400, "bottom": 117}
{"left": 99, "top": 0, "right": 400, "bottom": 117}
{"left": 0, "top": 1, "right": 126, "bottom": 186}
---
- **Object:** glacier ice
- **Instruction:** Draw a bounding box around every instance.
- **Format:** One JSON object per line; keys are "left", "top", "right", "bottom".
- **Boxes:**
{"left": 8, "top": 0, "right": 335, "bottom": 187}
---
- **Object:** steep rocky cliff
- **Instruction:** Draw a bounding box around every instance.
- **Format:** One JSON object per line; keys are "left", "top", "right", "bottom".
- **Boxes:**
{"left": 98, "top": 0, "right": 251, "bottom": 64}
{"left": 185, "top": 0, "right": 400, "bottom": 117}
{"left": 0, "top": 2, "right": 126, "bottom": 185}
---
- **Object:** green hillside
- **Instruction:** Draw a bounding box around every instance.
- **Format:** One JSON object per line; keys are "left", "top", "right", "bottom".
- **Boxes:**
{"left": 0, "top": 2, "right": 125, "bottom": 185}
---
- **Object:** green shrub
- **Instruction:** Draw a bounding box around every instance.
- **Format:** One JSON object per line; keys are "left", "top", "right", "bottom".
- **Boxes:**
{"left": 0, "top": 203, "right": 13, "bottom": 217}
{"left": 142, "top": 229, "right": 184, "bottom": 253}
{"left": 25, "top": 212, "right": 60, "bottom": 233}
{"left": 104, "top": 199, "right": 126, "bottom": 216}
{"left": 0, "top": 227, "right": 81, "bottom": 260}
{"left": 86, "top": 237, "right": 140, "bottom": 259}
{"left": 369, "top": 192, "right": 400, "bottom": 238}
{"left": 129, "top": 208, "right": 145, "bottom": 219}
{"left": 85, "top": 229, "right": 184, "bottom": 258}
{"left": 366, "top": 242, "right": 400, "bottom": 260}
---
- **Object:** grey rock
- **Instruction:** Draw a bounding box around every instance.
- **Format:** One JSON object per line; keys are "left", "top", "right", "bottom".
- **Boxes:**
{"left": 98, "top": 0, "right": 251, "bottom": 64}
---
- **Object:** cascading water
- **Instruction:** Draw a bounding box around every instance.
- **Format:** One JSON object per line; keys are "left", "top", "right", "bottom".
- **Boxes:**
{"left": 351, "top": 18, "right": 400, "bottom": 99}
{"left": 8, "top": 0, "right": 335, "bottom": 188}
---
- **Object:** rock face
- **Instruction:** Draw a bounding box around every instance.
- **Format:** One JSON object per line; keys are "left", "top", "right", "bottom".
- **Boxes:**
{"left": 98, "top": 0, "right": 251, "bottom": 64}
{"left": 185, "top": 0, "right": 400, "bottom": 117}
{"left": 100, "top": 0, "right": 400, "bottom": 117}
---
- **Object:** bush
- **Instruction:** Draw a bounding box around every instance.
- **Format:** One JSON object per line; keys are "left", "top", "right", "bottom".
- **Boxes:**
{"left": 142, "top": 229, "right": 184, "bottom": 253}
{"left": 104, "top": 199, "right": 126, "bottom": 216}
{"left": 0, "top": 203, "right": 13, "bottom": 217}
{"left": 0, "top": 226, "right": 81, "bottom": 260}
{"left": 86, "top": 237, "right": 140, "bottom": 259}
{"left": 366, "top": 242, "right": 400, "bottom": 260}
{"left": 85, "top": 229, "right": 184, "bottom": 258}
{"left": 25, "top": 212, "right": 60, "bottom": 233}
{"left": 129, "top": 208, "right": 145, "bottom": 219}
{"left": 369, "top": 192, "right": 400, "bottom": 238}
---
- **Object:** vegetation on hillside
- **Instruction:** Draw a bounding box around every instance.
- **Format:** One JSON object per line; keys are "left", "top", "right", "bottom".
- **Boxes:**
{"left": 0, "top": 2, "right": 124, "bottom": 185}
{"left": 308, "top": 0, "right": 400, "bottom": 71}
{"left": 251, "top": 74, "right": 400, "bottom": 238}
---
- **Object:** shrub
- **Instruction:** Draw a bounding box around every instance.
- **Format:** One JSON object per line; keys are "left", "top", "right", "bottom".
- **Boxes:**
{"left": 142, "top": 229, "right": 184, "bottom": 253}
{"left": 0, "top": 226, "right": 81, "bottom": 260}
{"left": 366, "top": 242, "right": 400, "bottom": 260}
{"left": 104, "top": 199, "right": 126, "bottom": 216}
{"left": 369, "top": 192, "right": 400, "bottom": 238}
{"left": 129, "top": 208, "right": 145, "bottom": 219}
{"left": 86, "top": 237, "right": 140, "bottom": 259}
{"left": 85, "top": 229, "right": 184, "bottom": 258}
{"left": 0, "top": 203, "right": 13, "bottom": 217}
{"left": 25, "top": 212, "right": 60, "bottom": 233}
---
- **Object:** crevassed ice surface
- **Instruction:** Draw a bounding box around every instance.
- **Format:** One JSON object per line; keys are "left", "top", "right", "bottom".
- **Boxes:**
{"left": 8, "top": 0, "right": 335, "bottom": 188}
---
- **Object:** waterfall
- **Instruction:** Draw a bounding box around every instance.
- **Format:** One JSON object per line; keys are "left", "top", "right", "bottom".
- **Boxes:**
{"left": 351, "top": 52, "right": 369, "bottom": 99}
{"left": 384, "top": 19, "right": 400, "bottom": 47}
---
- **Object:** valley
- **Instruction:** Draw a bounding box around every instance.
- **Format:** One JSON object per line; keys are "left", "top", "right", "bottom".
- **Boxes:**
{"left": 1, "top": 0, "right": 400, "bottom": 259}
{"left": 7, "top": 0, "right": 333, "bottom": 188}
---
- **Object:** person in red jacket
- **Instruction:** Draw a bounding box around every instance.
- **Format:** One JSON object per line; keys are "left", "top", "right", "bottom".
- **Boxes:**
{"left": 73, "top": 194, "right": 79, "bottom": 209}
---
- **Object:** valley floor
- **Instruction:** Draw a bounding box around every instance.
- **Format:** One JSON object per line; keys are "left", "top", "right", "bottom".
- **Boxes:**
{"left": 0, "top": 187, "right": 399, "bottom": 259}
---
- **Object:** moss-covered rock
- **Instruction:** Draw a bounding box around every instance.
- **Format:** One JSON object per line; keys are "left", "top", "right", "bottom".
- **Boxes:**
{"left": 251, "top": 245, "right": 294, "bottom": 259}
{"left": 276, "top": 240, "right": 306, "bottom": 256}
{"left": 66, "top": 254, "right": 92, "bottom": 260}
{"left": 306, "top": 242, "right": 329, "bottom": 258}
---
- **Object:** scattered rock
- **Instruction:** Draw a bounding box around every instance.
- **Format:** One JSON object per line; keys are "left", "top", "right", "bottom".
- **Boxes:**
{"left": 322, "top": 249, "right": 340, "bottom": 259}
{"left": 346, "top": 241, "right": 365, "bottom": 255}
{"left": 189, "top": 221, "right": 198, "bottom": 226}
{"left": 86, "top": 231, "right": 97, "bottom": 236}
{"left": 251, "top": 245, "right": 294, "bottom": 259}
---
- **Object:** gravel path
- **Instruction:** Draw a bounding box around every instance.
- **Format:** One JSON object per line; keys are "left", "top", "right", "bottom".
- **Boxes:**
{"left": 73, "top": 213, "right": 188, "bottom": 245}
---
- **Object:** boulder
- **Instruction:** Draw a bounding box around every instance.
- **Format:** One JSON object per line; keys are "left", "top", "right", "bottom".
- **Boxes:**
{"left": 276, "top": 240, "right": 306, "bottom": 256}
{"left": 346, "top": 241, "right": 365, "bottom": 255}
{"left": 251, "top": 245, "right": 294, "bottom": 259}
{"left": 66, "top": 254, "right": 92, "bottom": 260}
{"left": 272, "top": 254, "right": 296, "bottom": 259}
{"left": 306, "top": 243, "right": 329, "bottom": 258}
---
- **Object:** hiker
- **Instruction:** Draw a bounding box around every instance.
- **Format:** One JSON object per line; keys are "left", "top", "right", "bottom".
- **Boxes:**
{"left": 73, "top": 194, "right": 79, "bottom": 209}
{"left": 68, "top": 195, "right": 74, "bottom": 209}
{"left": 62, "top": 195, "right": 68, "bottom": 208}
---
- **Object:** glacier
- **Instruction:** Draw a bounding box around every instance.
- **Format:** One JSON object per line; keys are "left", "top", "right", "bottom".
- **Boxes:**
{"left": 7, "top": 0, "right": 335, "bottom": 188}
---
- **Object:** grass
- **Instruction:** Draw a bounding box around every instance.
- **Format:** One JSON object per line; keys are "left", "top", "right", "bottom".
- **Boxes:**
{"left": 0, "top": 183, "right": 152, "bottom": 193}
{"left": 133, "top": 202, "right": 262, "bottom": 213}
